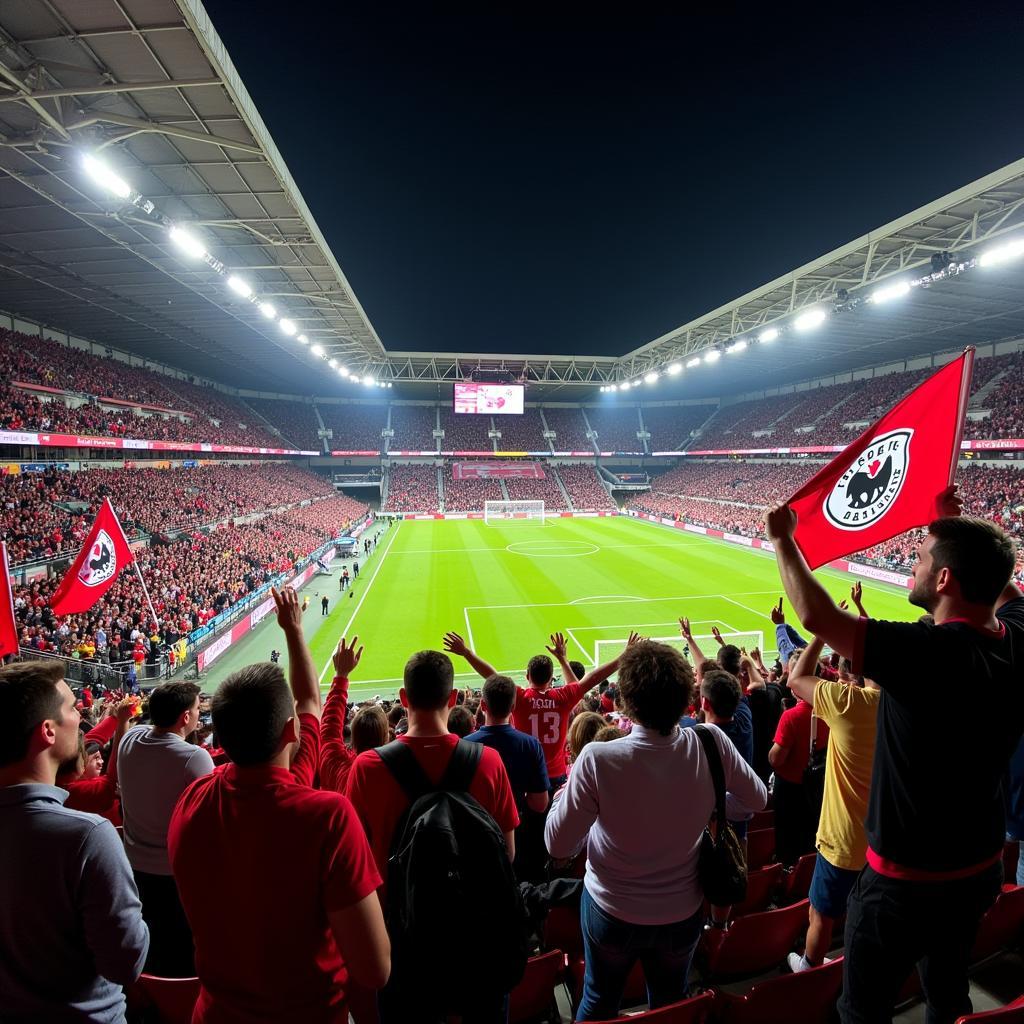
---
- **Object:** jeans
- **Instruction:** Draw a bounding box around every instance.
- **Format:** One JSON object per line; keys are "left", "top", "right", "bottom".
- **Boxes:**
{"left": 578, "top": 886, "right": 703, "bottom": 1021}
{"left": 838, "top": 862, "right": 1002, "bottom": 1024}
{"left": 1017, "top": 840, "right": 1024, "bottom": 887}
{"left": 133, "top": 870, "right": 195, "bottom": 977}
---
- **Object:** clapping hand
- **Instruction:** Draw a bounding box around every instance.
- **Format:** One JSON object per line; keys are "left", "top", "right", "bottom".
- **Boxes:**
{"left": 332, "top": 636, "right": 363, "bottom": 678}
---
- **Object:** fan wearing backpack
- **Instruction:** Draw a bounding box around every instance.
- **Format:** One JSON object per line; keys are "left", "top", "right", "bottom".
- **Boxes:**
{"left": 346, "top": 648, "right": 526, "bottom": 1024}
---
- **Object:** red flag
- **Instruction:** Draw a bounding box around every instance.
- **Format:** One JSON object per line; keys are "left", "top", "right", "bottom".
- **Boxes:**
{"left": 788, "top": 349, "right": 973, "bottom": 570}
{"left": 50, "top": 498, "right": 135, "bottom": 616}
{"left": 0, "top": 542, "right": 17, "bottom": 658}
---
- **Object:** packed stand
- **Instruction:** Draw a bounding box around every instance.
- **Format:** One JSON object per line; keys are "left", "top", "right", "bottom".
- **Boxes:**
{"left": 641, "top": 404, "right": 715, "bottom": 450}
{"left": 443, "top": 464, "right": 503, "bottom": 512}
{"left": 440, "top": 407, "right": 494, "bottom": 451}
{"left": 586, "top": 406, "right": 644, "bottom": 451}
{"left": 542, "top": 406, "right": 593, "bottom": 450}
{"left": 387, "top": 404, "right": 437, "bottom": 451}
{"left": 556, "top": 463, "right": 616, "bottom": 510}
{"left": 973, "top": 353, "right": 1024, "bottom": 439}
{"left": 382, "top": 463, "right": 439, "bottom": 512}
{"left": 241, "top": 398, "right": 322, "bottom": 450}
{"left": 505, "top": 469, "right": 569, "bottom": 509}
{"left": 0, "top": 463, "right": 335, "bottom": 565}
{"left": 494, "top": 406, "right": 550, "bottom": 451}
{"left": 317, "top": 402, "right": 387, "bottom": 452}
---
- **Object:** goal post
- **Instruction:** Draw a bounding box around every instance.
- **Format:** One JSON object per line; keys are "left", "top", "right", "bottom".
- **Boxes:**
{"left": 483, "top": 500, "right": 545, "bottom": 525}
{"left": 594, "top": 631, "right": 766, "bottom": 674}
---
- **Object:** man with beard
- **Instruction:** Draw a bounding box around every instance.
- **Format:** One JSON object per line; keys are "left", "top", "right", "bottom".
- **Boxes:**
{"left": 765, "top": 486, "right": 1024, "bottom": 1024}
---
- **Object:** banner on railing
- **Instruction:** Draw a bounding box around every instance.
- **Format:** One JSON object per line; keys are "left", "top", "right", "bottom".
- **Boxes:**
{"left": 0, "top": 429, "right": 317, "bottom": 456}
{"left": 452, "top": 461, "right": 545, "bottom": 480}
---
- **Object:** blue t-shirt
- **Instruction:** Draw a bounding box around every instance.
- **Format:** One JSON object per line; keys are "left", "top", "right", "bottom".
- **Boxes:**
{"left": 466, "top": 724, "right": 550, "bottom": 810}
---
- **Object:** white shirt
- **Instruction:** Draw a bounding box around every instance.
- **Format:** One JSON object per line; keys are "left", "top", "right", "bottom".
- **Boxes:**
{"left": 545, "top": 723, "right": 766, "bottom": 925}
{"left": 118, "top": 726, "right": 214, "bottom": 875}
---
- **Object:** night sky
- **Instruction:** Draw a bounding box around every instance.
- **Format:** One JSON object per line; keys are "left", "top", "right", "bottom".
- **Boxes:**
{"left": 200, "top": 5, "right": 1024, "bottom": 358}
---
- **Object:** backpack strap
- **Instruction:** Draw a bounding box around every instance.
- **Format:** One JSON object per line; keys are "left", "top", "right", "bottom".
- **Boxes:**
{"left": 694, "top": 724, "right": 727, "bottom": 828}
{"left": 439, "top": 738, "right": 483, "bottom": 793}
{"left": 375, "top": 740, "right": 434, "bottom": 804}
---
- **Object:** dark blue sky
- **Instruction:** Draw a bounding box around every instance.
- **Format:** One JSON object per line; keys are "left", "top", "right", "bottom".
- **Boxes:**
{"left": 201, "top": 5, "right": 1024, "bottom": 358}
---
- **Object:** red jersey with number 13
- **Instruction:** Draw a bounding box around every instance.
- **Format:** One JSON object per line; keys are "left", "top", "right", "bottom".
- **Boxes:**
{"left": 514, "top": 682, "right": 586, "bottom": 778}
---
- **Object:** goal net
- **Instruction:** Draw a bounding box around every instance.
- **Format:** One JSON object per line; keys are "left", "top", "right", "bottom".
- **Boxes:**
{"left": 594, "top": 630, "right": 766, "bottom": 675}
{"left": 483, "top": 500, "right": 545, "bottom": 525}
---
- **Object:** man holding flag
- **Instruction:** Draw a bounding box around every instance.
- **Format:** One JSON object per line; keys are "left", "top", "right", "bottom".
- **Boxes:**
{"left": 764, "top": 350, "right": 1024, "bottom": 1024}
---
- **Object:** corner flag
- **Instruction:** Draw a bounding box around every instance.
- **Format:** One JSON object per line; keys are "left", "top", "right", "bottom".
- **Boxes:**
{"left": 787, "top": 349, "right": 974, "bottom": 570}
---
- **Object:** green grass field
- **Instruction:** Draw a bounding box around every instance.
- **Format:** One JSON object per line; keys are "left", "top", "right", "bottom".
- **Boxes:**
{"left": 211, "top": 514, "right": 915, "bottom": 701}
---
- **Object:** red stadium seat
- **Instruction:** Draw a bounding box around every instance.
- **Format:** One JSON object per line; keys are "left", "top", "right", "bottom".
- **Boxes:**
{"left": 732, "top": 864, "right": 783, "bottom": 917}
{"left": 750, "top": 809, "right": 775, "bottom": 832}
{"left": 970, "top": 885, "right": 1024, "bottom": 963}
{"left": 745, "top": 829, "right": 776, "bottom": 870}
{"left": 714, "top": 955, "right": 843, "bottom": 1024}
{"left": 510, "top": 949, "right": 564, "bottom": 1022}
{"left": 956, "top": 996, "right": 1024, "bottom": 1023}
{"left": 135, "top": 975, "right": 200, "bottom": 1024}
{"left": 543, "top": 904, "right": 584, "bottom": 962}
{"left": 701, "top": 900, "right": 809, "bottom": 980}
{"left": 579, "top": 990, "right": 715, "bottom": 1023}
{"left": 783, "top": 852, "right": 817, "bottom": 903}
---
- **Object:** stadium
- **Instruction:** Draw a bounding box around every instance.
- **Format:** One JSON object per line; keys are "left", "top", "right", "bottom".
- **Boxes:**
{"left": 0, "top": 5, "right": 1022, "bottom": 1024}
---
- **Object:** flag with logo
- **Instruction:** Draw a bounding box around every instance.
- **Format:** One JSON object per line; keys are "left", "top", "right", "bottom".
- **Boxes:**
{"left": 787, "top": 349, "right": 974, "bottom": 570}
{"left": 0, "top": 542, "right": 17, "bottom": 658}
{"left": 50, "top": 498, "right": 135, "bottom": 616}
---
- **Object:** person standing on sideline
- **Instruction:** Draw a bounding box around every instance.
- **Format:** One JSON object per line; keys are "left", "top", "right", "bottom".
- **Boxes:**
{"left": 0, "top": 661, "right": 149, "bottom": 1021}
{"left": 322, "top": 594, "right": 330, "bottom": 616}
{"left": 353, "top": 560, "right": 360, "bottom": 579}
{"left": 765, "top": 488, "right": 1024, "bottom": 1024}
{"left": 118, "top": 680, "right": 213, "bottom": 977}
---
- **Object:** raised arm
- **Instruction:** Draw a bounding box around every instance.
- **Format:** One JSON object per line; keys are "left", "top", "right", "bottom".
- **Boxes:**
{"left": 274, "top": 586, "right": 320, "bottom": 718}
{"left": 850, "top": 581, "right": 868, "bottom": 617}
{"left": 103, "top": 698, "right": 136, "bottom": 787}
{"left": 576, "top": 632, "right": 641, "bottom": 694}
{"left": 678, "top": 618, "right": 707, "bottom": 682}
{"left": 787, "top": 634, "right": 826, "bottom": 706}
{"left": 320, "top": 637, "right": 362, "bottom": 793}
{"left": 765, "top": 507, "right": 860, "bottom": 658}
{"left": 545, "top": 632, "right": 578, "bottom": 685}
{"left": 442, "top": 631, "right": 497, "bottom": 680}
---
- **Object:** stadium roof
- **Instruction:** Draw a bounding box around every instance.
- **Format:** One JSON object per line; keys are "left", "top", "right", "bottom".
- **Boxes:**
{"left": 0, "top": 0, "right": 384, "bottom": 393}
{"left": 0, "top": 1, "right": 1022, "bottom": 402}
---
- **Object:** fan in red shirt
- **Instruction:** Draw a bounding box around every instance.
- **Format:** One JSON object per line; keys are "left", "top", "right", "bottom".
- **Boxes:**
{"left": 442, "top": 630, "right": 636, "bottom": 786}
{"left": 168, "top": 587, "right": 390, "bottom": 1024}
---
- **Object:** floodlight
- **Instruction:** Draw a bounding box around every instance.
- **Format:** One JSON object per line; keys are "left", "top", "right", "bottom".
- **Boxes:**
{"left": 667, "top": 362, "right": 682, "bottom": 375}
{"left": 686, "top": 357, "right": 700, "bottom": 368}
{"left": 259, "top": 302, "right": 276, "bottom": 319}
{"left": 328, "top": 358, "right": 338, "bottom": 368}
{"left": 794, "top": 308, "right": 826, "bottom": 332}
{"left": 387, "top": 382, "right": 393, "bottom": 388}
{"left": 279, "top": 318, "right": 297, "bottom": 336}
{"left": 704, "top": 349, "right": 721, "bottom": 363}
{"left": 338, "top": 366, "right": 349, "bottom": 376}
{"left": 168, "top": 226, "right": 207, "bottom": 260}
{"left": 726, "top": 339, "right": 747, "bottom": 354}
{"left": 81, "top": 153, "right": 131, "bottom": 199}
{"left": 311, "top": 343, "right": 325, "bottom": 357}
{"left": 620, "top": 381, "right": 631, "bottom": 390}
{"left": 364, "top": 375, "right": 375, "bottom": 386}
{"left": 227, "top": 275, "right": 252, "bottom": 298}
{"left": 870, "top": 280, "right": 910, "bottom": 304}
{"left": 644, "top": 371, "right": 659, "bottom": 384}
{"left": 979, "top": 236, "right": 1024, "bottom": 267}
{"left": 759, "top": 328, "right": 779, "bottom": 343}
{"left": 297, "top": 334, "right": 309, "bottom": 344}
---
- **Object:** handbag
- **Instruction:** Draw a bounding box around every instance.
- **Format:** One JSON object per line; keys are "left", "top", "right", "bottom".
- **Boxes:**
{"left": 802, "top": 712, "right": 827, "bottom": 813}
{"left": 694, "top": 725, "right": 748, "bottom": 906}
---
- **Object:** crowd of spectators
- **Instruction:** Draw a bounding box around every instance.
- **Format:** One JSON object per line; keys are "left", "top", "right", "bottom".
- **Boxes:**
{"left": 505, "top": 470, "right": 569, "bottom": 510}
{"left": 640, "top": 404, "right": 714, "bottom": 451}
{"left": 241, "top": 398, "right": 322, "bottom": 450}
{"left": 382, "top": 464, "right": 439, "bottom": 512}
{"left": 318, "top": 403, "right": 387, "bottom": 452}
{"left": 387, "top": 405, "right": 437, "bottom": 451}
{"left": 972, "top": 356, "right": 1024, "bottom": 440}
{"left": 542, "top": 407, "right": 593, "bottom": 450}
{"left": 443, "top": 466, "right": 504, "bottom": 512}
{"left": 1, "top": 463, "right": 336, "bottom": 565}
{"left": 585, "top": 406, "right": 643, "bottom": 451}
{"left": 440, "top": 408, "right": 495, "bottom": 451}
{"left": 555, "top": 464, "right": 616, "bottom": 510}
{"left": 494, "top": 406, "right": 550, "bottom": 451}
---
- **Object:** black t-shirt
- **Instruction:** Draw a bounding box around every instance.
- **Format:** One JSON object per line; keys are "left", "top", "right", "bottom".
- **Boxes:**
{"left": 746, "top": 682, "right": 784, "bottom": 783}
{"left": 859, "top": 597, "right": 1024, "bottom": 872}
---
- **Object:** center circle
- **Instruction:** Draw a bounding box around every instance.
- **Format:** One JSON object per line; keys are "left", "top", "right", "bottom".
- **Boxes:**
{"left": 506, "top": 541, "right": 600, "bottom": 557}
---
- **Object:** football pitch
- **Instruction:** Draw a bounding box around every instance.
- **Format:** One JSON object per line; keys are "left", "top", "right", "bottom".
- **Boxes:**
{"left": 273, "top": 514, "right": 916, "bottom": 701}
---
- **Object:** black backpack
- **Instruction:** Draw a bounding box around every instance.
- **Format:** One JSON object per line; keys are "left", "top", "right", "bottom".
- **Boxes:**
{"left": 376, "top": 739, "right": 530, "bottom": 998}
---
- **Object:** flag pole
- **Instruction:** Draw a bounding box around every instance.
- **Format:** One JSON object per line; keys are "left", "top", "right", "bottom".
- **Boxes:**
{"left": 132, "top": 561, "right": 160, "bottom": 628}
{"left": 948, "top": 346, "right": 976, "bottom": 487}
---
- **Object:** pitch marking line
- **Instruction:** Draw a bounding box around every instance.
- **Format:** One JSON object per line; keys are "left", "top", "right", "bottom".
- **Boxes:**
{"left": 570, "top": 594, "right": 645, "bottom": 605}
{"left": 317, "top": 521, "right": 403, "bottom": 683}
{"left": 565, "top": 628, "right": 595, "bottom": 667}
{"left": 464, "top": 590, "right": 783, "bottom": 613}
